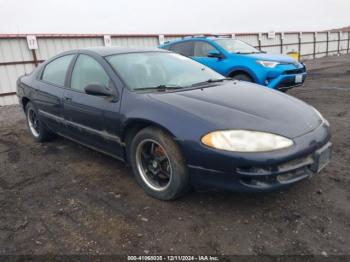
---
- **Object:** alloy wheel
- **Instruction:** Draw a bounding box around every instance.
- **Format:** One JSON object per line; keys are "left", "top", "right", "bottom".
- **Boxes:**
{"left": 27, "top": 108, "right": 40, "bottom": 138}
{"left": 135, "top": 139, "right": 172, "bottom": 191}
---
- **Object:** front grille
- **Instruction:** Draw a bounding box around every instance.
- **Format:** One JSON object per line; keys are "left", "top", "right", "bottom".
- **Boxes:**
{"left": 238, "top": 155, "right": 314, "bottom": 187}
{"left": 240, "top": 166, "right": 312, "bottom": 187}
{"left": 236, "top": 154, "right": 313, "bottom": 176}
{"left": 284, "top": 67, "right": 306, "bottom": 75}
{"left": 277, "top": 75, "right": 306, "bottom": 89}
{"left": 278, "top": 78, "right": 297, "bottom": 88}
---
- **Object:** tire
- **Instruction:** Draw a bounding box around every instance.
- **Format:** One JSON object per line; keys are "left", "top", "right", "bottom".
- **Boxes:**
{"left": 25, "top": 102, "right": 54, "bottom": 142}
{"left": 129, "top": 127, "right": 190, "bottom": 200}
{"left": 231, "top": 74, "right": 253, "bottom": 82}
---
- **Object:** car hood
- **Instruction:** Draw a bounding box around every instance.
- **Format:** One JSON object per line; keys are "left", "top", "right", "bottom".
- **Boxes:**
{"left": 243, "top": 53, "right": 296, "bottom": 63}
{"left": 148, "top": 82, "right": 322, "bottom": 138}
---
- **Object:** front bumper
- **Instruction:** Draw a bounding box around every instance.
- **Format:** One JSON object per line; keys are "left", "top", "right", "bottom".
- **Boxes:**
{"left": 184, "top": 107, "right": 331, "bottom": 192}
{"left": 189, "top": 142, "right": 331, "bottom": 192}
{"left": 265, "top": 64, "right": 307, "bottom": 90}
{"left": 267, "top": 72, "right": 307, "bottom": 90}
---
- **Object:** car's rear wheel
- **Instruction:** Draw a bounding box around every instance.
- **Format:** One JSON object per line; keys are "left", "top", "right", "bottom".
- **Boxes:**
{"left": 129, "top": 127, "right": 190, "bottom": 200}
{"left": 231, "top": 74, "right": 253, "bottom": 82}
{"left": 25, "top": 102, "right": 54, "bottom": 142}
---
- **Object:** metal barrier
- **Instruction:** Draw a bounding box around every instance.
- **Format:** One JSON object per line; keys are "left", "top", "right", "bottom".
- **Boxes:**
{"left": 1, "top": 31, "right": 349, "bottom": 105}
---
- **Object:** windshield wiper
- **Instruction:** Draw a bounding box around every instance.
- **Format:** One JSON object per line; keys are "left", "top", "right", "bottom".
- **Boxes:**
{"left": 191, "top": 78, "right": 228, "bottom": 87}
{"left": 135, "top": 84, "right": 184, "bottom": 92}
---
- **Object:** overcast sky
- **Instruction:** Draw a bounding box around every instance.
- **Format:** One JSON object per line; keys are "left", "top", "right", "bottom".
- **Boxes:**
{"left": 0, "top": 0, "right": 349, "bottom": 34}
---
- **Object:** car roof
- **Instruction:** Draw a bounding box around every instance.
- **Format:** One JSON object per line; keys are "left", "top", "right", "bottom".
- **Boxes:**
{"left": 162, "top": 36, "right": 231, "bottom": 46}
{"left": 79, "top": 46, "right": 168, "bottom": 56}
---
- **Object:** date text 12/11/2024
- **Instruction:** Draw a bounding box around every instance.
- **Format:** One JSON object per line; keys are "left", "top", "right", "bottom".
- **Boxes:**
{"left": 127, "top": 255, "right": 219, "bottom": 261}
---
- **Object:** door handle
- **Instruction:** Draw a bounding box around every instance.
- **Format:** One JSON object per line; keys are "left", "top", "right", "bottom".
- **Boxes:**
{"left": 63, "top": 96, "right": 72, "bottom": 101}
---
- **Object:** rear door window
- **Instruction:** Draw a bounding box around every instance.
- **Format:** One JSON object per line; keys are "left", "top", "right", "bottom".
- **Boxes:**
{"left": 169, "top": 42, "right": 194, "bottom": 57}
{"left": 41, "top": 54, "right": 75, "bottom": 86}
{"left": 193, "top": 41, "right": 217, "bottom": 57}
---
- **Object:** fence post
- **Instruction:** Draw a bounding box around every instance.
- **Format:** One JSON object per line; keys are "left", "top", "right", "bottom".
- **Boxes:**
{"left": 31, "top": 50, "right": 38, "bottom": 67}
{"left": 158, "top": 35, "right": 165, "bottom": 45}
{"left": 337, "top": 31, "right": 341, "bottom": 54}
{"left": 313, "top": 32, "right": 317, "bottom": 59}
{"left": 103, "top": 35, "right": 112, "bottom": 47}
{"left": 26, "top": 35, "right": 39, "bottom": 67}
{"left": 326, "top": 32, "right": 329, "bottom": 56}
{"left": 348, "top": 32, "right": 350, "bottom": 54}
{"left": 298, "top": 32, "right": 302, "bottom": 60}
{"left": 258, "top": 33, "right": 262, "bottom": 50}
{"left": 280, "top": 32, "right": 284, "bottom": 54}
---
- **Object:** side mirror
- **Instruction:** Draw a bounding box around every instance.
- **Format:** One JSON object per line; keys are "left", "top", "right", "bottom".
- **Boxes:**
{"left": 207, "top": 50, "right": 223, "bottom": 59}
{"left": 84, "top": 83, "right": 113, "bottom": 97}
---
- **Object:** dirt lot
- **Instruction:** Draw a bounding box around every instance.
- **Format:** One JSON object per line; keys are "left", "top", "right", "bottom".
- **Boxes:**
{"left": 0, "top": 55, "right": 350, "bottom": 256}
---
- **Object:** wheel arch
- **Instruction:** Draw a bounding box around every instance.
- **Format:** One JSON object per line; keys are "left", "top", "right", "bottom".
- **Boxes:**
{"left": 21, "top": 97, "right": 30, "bottom": 111}
{"left": 121, "top": 118, "right": 179, "bottom": 163}
{"left": 228, "top": 69, "right": 256, "bottom": 82}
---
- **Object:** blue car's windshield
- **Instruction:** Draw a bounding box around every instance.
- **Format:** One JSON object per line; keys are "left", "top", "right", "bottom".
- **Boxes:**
{"left": 215, "top": 39, "right": 261, "bottom": 54}
{"left": 107, "top": 52, "right": 225, "bottom": 91}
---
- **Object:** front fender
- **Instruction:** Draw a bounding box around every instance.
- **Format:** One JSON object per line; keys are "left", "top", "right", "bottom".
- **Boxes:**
{"left": 120, "top": 92, "right": 212, "bottom": 142}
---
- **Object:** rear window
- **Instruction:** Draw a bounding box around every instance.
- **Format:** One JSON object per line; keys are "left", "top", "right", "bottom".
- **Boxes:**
{"left": 169, "top": 42, "right": 193, "bottom": 57}
{"left": 41, "top": 55, "right": 75, "bottom": 86}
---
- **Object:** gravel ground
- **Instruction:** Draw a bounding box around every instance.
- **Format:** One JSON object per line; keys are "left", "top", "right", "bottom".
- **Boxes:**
{"left": 0, "top": 54, "right": 350, "bottom": 256}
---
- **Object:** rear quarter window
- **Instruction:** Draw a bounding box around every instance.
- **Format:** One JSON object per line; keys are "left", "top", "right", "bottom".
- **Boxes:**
{"left": 41, "top": 54, "right": 75, "bottom": 86}
{"left": 169, "top": 42, "right": 194, "bottom": 57}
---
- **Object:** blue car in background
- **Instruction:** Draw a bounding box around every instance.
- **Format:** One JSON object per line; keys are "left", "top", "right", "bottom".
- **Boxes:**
{"left": 160, "top": 36, "right": 307, "bottom": 91}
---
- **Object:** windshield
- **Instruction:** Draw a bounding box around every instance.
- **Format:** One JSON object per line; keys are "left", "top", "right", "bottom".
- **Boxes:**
{"left": 215, "top": 39, "right": 261, "bottom": 54}
{"left": 106, "top": 52, "right": 225, "bottom": 91}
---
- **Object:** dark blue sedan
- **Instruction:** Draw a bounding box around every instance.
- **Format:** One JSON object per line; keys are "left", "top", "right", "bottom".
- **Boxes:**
{"left": 16, "top": 47, "right": 331, "bottom": 200}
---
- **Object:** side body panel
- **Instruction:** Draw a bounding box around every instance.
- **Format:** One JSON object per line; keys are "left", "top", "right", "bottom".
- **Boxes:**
{"left": 62, "top": 51, "right": 125, "bottom": 158}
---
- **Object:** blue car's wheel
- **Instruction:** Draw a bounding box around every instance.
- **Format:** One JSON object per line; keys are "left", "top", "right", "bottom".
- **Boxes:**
{"left": 130, "top": 127, "right": 190, "bottom": 200}
{"left": 231, "top": 74, "right": 253, "bottom": 82}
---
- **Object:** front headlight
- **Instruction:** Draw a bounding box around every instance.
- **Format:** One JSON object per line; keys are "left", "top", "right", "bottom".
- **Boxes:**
{"left": 201, "top": 130, "right": 294, "bottom": 152}
{"left": 257, "top": 60, "right": 280, "bottom": 68}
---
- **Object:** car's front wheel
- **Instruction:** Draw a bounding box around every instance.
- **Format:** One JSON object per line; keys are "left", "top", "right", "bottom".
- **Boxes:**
{"left": 129, "top": 127, "right": 190, "bottom": 200}
{"left": 231, "top": 74, "right": 253, "bottom": 82}
{"left": 25, "top": 102, "right": 54, "bottom": 142}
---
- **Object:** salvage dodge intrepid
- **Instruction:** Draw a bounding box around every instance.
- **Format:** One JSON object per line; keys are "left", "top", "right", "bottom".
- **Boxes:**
{"left": 17, "top": 47, "right": 331, "bottom": 200}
